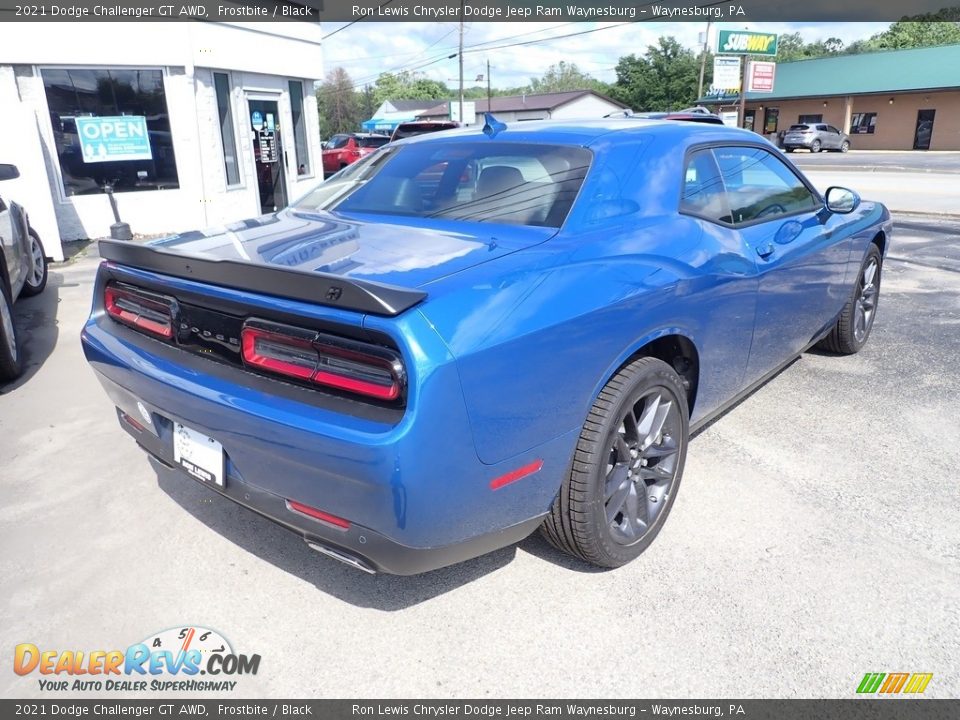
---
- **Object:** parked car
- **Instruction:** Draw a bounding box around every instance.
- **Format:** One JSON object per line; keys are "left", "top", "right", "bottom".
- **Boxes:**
{"left": 82, "top": 119, "right": 890, "bottom": 574}
{"left": 0, "top": 163, "right": 49, "bottom": 381}
{"left": 782, "top": 123, "right": 851, "bottom": 153}
{"left": 632, "top": 111, "right": 725, "bottom": 125}
{"left": 321, "top": 133, "right": 389, "bottom": 177}
{"left": 390, "top": 121, "right": 460, "bottom": 142}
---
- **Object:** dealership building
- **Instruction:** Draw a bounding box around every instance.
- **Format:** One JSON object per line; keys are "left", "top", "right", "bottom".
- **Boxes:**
{"left": 700, "top": 43, "right": 960, "bottom": 152}
{"left": 0, "top": 21, "right": 323, "bottom": 260}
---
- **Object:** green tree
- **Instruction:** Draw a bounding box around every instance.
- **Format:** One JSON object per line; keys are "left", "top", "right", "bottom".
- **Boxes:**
{"left": 610, "top": 37, "right": 701, "bottom": 111}
{"left": 316, "top": 67, "right": 360, "bottom": 139}
{"left": 359, "top": 84, "right": 376, "bottom": 121}
{"left": 527, "top": 61, "right": 608, "bottom": 94}
{"left": 837, "top": 20, "right": 960, "bottom": 54}
{"left": 371, "top": 71, "right": 448, "bottom": 107}
{"left": 869, "top": 20, "right": 960, "bottom": 48}
{"left": 775, "top": 32, "right": 845, "bottom": 62}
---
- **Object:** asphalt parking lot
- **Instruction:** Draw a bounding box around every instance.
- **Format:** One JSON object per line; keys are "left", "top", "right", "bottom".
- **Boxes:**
{"left": 1, "top": 212, "right": 958, "bottom": 699}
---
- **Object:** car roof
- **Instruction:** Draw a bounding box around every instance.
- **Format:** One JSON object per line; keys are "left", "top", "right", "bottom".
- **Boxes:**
{"left": 392, "top": 117, "right": 762, "bottom": 148}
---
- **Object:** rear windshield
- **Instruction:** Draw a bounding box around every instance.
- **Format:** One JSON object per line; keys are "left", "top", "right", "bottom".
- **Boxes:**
{"left": 358, "top": 135, "right": 389, "bottom": 149}
{"left": 788, "top": 125, "right": 810, "bottom": 131}
{"left": 327, "top": 135, "right": 350, "bottom": 149}
{"left": 392, "top": 123, "right": 457, "bottom": 141}
{"left": 295, "top": 141, "right": 591, "bottom": 228}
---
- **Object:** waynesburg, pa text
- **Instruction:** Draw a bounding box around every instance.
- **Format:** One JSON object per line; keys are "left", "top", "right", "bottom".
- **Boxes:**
{"left": 349, "top": 4, "right": 739, "bottom": 19}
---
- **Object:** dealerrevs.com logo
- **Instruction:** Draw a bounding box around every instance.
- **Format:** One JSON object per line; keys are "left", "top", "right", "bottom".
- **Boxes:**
{"left": 14, "top": 626, "right": 260, "bottom": 692}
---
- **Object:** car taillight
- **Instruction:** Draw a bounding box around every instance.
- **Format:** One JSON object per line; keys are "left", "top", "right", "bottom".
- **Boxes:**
{"left": 240, "top": 319, "right": 404, "bottom": 401}
{"left": 104, "top": 283, "right": 175, "bottom": 339}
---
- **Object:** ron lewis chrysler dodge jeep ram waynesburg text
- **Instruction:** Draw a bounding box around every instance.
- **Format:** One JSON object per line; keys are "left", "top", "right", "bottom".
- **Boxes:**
{"left": 82, "top": 118, "right": 890, "bottom": 574}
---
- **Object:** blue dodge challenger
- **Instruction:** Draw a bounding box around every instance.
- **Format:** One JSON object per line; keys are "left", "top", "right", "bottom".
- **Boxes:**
{"left": 82, "top": 118, "right": 891, "bottom": 574}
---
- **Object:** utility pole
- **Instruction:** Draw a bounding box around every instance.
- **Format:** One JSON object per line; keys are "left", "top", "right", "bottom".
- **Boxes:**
{"left": 486, "top": 59, "right": 491, "bottom": 112}
{"left": 458, "top": 0, "right": 464, "bottom": 124}
{"left": 738, "top": 55, "right": 749, "bottom": 129}
{"left": 697, "top": 20, "right": 712, "bottom": 101}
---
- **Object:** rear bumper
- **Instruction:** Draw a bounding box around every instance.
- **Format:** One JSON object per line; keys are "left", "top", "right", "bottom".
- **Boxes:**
{"left": 120, "top": 406, "right": 542, "bottom": 575}
{"left": 81, "top": 283, "right": 572, "bottom": 573}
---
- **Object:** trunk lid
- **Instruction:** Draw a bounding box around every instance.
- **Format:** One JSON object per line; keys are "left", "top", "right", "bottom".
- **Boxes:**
{"left": 148, "top": 209, "right": 554, "bottom": 290}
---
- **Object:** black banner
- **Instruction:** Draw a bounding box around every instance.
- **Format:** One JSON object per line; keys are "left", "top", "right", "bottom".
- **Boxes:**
{"left": 0, "top": 0, "right": 959, "bottom": 23}
{"left": 2, "top": 700, "right": 959, "bottom": 720}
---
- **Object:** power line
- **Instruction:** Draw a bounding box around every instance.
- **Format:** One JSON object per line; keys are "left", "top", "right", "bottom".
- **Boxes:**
{"left": 322, "top": 0, "right": 396, "bottom": 40}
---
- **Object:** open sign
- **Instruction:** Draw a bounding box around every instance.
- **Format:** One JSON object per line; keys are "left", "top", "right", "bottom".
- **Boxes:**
{"left": 74, "top": 116, "right": 153, "bottom": 163}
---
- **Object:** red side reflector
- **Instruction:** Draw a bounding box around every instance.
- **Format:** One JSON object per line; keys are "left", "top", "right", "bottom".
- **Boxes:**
{"left": 119, "top": 412, "right": 146, "bottom": 433}
{"left": 286, "top": 500, "right": 351, "bottom": 530}
{"left": 490, "top": 459, "right": 544, "bottom": 491}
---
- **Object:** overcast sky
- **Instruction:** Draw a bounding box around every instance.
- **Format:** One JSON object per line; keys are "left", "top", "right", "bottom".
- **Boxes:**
{"left": 321, "top": 22, "right": 892, "bottom": 91}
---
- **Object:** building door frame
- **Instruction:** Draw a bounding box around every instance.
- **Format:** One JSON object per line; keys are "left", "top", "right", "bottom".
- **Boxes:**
{"left": 913, "top": 109, "right": 936, "bottom": 151}
{"left": 244, "top": 91, "right": 289, "bottom": 215}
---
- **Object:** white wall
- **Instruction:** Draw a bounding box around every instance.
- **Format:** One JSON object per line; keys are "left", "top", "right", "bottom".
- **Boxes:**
{"left": 0, "top": 21, "right": 323, "bottom": 256}
{"left": 0, "top": 68, "right": 62, "bottom": 260}
{"left": 0, "top": 21, "right": 323, "bottom": 76}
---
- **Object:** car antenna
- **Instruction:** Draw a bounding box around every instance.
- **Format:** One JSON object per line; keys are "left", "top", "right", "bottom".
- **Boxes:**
{"left": 482, "top": 112, "right": 507, "bottom": 138}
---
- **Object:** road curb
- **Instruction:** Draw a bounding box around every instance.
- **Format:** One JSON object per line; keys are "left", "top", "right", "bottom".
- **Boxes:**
{"left": 890, "top": 210, "right": 960, "bottom": 220}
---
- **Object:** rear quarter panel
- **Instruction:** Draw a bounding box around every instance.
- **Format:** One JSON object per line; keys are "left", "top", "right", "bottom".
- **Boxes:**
{"left": 418, "top": 131, "right": 760, "bottom": 465}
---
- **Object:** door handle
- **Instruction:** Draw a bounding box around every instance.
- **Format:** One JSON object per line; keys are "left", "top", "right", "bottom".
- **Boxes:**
{"left": 756, "top": 243, "right": 775, "bottom": 260}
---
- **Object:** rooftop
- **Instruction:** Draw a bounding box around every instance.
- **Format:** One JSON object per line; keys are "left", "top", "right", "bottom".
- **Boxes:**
{"left": 417, "top": 90, "right": 628, "bottom": 117}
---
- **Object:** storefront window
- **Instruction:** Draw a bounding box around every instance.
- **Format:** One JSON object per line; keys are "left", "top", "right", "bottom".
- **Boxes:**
{"left": 214, "top": 73, "right": 241, "bottom": 186}
{"left": 42, "top": 68, "right": 179, "bottom": 195}
{"left": 288, "top": 80, "right": 311, "bottom": 176}
{"left": 798, "top": 114, "right": 823, "bottom": 124}
{"left": 851, "top": 112, "right": 877, "bottom": 134}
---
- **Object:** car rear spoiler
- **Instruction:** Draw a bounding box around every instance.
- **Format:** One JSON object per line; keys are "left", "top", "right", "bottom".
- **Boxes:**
{"left": 98, "top": 239, "right": 427, "bottom": 317}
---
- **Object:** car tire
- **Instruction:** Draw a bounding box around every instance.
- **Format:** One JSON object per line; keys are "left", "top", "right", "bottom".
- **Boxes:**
{"left": 19, "top": 228, "right": 48, "bottom": 298}
{"left": 817, "top": 244, "right": 882, "bottom": 355}
{"left": 785, "top": 148, "right": 794, "bottom": 153}
{"left": 0, "top": 276, "right": 22, "bottom": 382}
{"left": 540, "top": 357, "right": 689, "bottom": 568}
{"left": 811, "top": 140, "right": 822, "bottom": 153}
{"left": 840, "top": 140, "right": 850, "bottom": 153}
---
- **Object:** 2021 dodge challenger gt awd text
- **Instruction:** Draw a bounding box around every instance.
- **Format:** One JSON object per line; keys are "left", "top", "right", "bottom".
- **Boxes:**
{"left": 81, "top": 119, "right": 891, "bottom": 574}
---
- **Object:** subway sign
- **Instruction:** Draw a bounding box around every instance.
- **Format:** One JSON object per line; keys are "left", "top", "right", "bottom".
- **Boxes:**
{"left": 717, "top": 30, "right": 778, "bottom": 56}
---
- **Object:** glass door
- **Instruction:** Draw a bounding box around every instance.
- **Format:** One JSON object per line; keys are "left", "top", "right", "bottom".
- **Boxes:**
{"left": 248, "top": 98, "right": 288, "bottom": 214}
{"left": 913, "top": 109, "right": 935, "bottom": 151}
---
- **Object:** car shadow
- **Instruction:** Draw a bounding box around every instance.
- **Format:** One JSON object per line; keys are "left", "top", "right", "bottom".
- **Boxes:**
{"left": 0, "top": 268, "right": 62, "bottom": 394}
{"left": 152, "top": 458, "right": 520, "bottom": 610}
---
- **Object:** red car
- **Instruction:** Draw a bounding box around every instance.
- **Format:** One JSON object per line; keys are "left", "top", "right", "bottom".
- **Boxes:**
{"left": 322, "top": 133, "right": 389, "bottom": 177}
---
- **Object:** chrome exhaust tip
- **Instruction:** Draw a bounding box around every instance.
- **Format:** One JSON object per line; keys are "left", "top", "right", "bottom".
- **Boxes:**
{"left": 306, "top": 541, "right": 376, "bottom": 574}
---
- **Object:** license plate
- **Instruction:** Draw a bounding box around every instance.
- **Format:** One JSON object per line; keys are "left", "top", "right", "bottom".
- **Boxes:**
{"left": 173, "top": 423, "right": 224, "bottom": 487}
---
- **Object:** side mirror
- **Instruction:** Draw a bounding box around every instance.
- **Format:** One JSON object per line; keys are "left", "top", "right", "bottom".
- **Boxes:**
{"left": 0, "top": 163, "right": 20, "bottom": 181}
{"left": 825, "top": 186, "right": 860, "bottom": 214}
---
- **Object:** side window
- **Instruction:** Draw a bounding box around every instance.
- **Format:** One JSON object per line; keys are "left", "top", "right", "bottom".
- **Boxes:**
{"left": 712, "top": 146, "right": 819, "bottom": 225}
{"left": 827, "top": 125, "right": 840, "bottom": 134}
{"left": 680, "top": 149, "right": 731, "bottom": 224}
